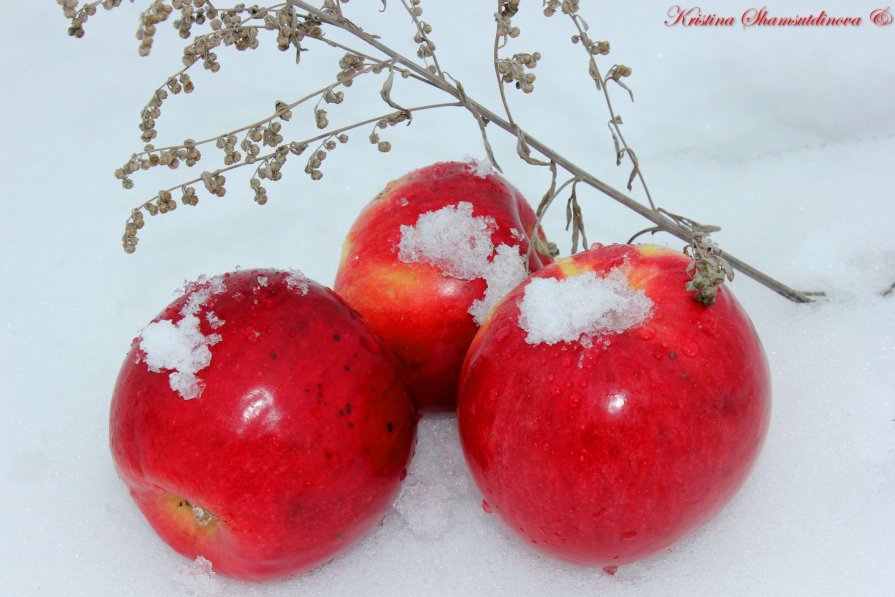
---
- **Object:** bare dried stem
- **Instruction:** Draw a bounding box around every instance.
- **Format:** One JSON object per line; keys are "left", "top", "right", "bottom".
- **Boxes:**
{"left": 399, "top": 0, "right": 444, "bottom": 79}
{"left": 568, "top": 14, "right": 655, "bottom": 209}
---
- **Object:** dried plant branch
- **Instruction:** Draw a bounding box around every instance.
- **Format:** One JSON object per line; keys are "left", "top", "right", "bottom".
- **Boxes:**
{"left": 563, "top": 8, "right": 655, "bottom": 209}
{"left": 526, "top": 169, "right": 572, "bottom": 267}
{"left": 123, "top": 100, "right": 460, "bottom": 252}
{"left": 493, "top": 2, "right": 520, "bottom": 127}
{"left": 564, "top": 180, "right": 587, "bottom": 254}
{"left": 399, "top": 0, "right": 444, "bottom": 78}
{"left": 60, "top": 0, "right": 819, "bottom": 303}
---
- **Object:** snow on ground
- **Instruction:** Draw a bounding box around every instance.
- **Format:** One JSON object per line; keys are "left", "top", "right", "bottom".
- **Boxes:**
{"left": 1, "top": 1, "right": 893, "bottom": 595}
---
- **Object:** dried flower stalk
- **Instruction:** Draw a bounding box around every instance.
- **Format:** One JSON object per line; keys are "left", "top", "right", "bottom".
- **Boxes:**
{"left": 58, "top": 0, "right": 819, "bottom": 303}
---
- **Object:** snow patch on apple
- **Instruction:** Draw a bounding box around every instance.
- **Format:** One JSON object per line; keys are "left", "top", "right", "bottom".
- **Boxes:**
{"left": 205, "top": 312, "right": 225, "bottom": 330}
{"left": 398, "top": 202, "right": 496, "bottom": 280}
{"left": 469, "top": 243, "right": 527, "bottom": 326}
{"left": 518, "top": 268, "right": 653, "bottom": 345}
{"left": 139, "top": 275, "right": 227, "bottom": 400}
{"left": 464, "top": 156, "right": 496, "bottom": 179}
{"left": 397, "top": 202, "right": 528, "bottom": 326}
{"left": 284, "top": 269, "right": 310, "bottom": 295}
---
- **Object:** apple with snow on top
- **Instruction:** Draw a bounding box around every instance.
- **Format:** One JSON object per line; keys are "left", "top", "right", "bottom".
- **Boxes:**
{"left": 110, "top": 269, "right": 416, "bottom": 581}
{"left": 457, "top": 244, "right": 771, "bottom": 570}
{"left": 334, "top": 160, "right": 553, "bottom": 412}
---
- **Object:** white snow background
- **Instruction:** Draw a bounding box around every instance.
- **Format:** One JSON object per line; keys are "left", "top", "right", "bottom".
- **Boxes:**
{"left": 2, "top": 1, "right": 893, "bottom": 595}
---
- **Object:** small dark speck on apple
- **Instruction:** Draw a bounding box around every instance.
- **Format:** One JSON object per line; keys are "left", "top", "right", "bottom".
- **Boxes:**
{"left": 668, "top": 351, "right": 677, "bottom": 360}
{"left": 386, "top": 422, "right": 394, "bottom": 433}
{"left": 333, "top": 333, "right": 341, "bottom": 342}
{"left": 270, "top": 351, "right": 278, "bottom": 360}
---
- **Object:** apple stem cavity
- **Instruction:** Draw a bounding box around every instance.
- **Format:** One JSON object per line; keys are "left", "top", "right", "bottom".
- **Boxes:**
{"left": 173, "top": 496, "right": 218, "bottom": 528}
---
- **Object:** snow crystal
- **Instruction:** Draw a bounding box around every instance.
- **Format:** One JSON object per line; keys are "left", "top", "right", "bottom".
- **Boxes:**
{"left": 139, "top": 316, "right": 222, "bottom": 400}
{"left": 284, "top": 269, "right": 310, "bottom": 295}
{"left": 469, "top": 243, "right": 527, "bottom": 326}
{"left": 139, "top": 275, "right": 227, "bottom": 400}
{"left": 256, "top": 275, "right": 269, "bottom": 287}
{"left": 398, "top": 202, "right": 497, "bottom": 280}
{"left": 465, "top": 157, "right": 496, "bottom": 179}
{"left": 181, "top": 275, "right": 226, "bottom": 319}
{"left": 173, "top": 556, "right": 219, "bottom": 596}
{"left": 398, "top": 202, "right": 528, "bottom": 325}
{"left": 205, "top": 312, "right": 224, "bottom": 330}
{"left": 398, "top": 197, "right": 409, "bottom": 207}
{"left": 518, "top": 268, "right": 653, "bottom": 345}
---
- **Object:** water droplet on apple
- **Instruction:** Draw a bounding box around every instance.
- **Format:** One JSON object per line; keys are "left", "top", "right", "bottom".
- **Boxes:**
{"left": 682, "top": 341, "right": 699, "bottom": 357}
{"left": 621, "top": 530, "right": 638, "bottom": 540}
{"left": 568, "top": 393, "right": 581, "bottom": 407}
{"left": 653, "top": 349, "right": 664, "bottom": 360}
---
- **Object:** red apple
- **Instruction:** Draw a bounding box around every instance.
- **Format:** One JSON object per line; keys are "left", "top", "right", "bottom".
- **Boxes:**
{"left": 457, "top": 244, "right": 771, "bottom": 569}
{"left": 334, "top": 160, "right": 552, "bottom": 412}
{"left": 110, "top": 269, "right": 416, "bottom": 581}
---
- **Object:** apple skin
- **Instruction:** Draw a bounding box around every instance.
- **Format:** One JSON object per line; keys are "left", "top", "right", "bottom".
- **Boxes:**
{"left": 334, "top": 161, "right": 551, "bottom": 412}
{"left": 457, "top": 244, "right": 771, "bottom": 568}
{"left": 110, "top": 269, "right": 416, "bottom": 581}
